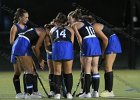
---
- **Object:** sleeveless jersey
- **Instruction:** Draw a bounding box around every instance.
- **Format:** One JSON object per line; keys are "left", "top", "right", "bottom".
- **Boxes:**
{"left": 51, "top": 27, "right": 71, "bottom": 43}
{"left": 15, "top": 23, "right": 27, "bottom": 39}
{"left": 102, "top": 25, "right": 114, "bottom": 37}
{"left": 19, "top": 28, "right": 39, "bottom": 45}
{"left": 78, "top": 20, "right": 96, "bottom": 39}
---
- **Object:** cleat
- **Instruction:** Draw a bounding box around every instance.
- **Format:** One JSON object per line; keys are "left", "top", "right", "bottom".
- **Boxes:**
{"left": 54, "top": 94, "right": 61, "bottom": 99}
{"left": 79, "top": 92, "right": 91, "bottom": 98}
{"left": 37, "top": 92, "right": 42, "bottom": 95}
{"left": 92, "top": 91, "right": 99, "bottom": 97}
{"left": 67, "top": 93, "right": 73, "bottom": 99}
{"left": 100, "top": 90, "right": 115, "bottom": 97}
{"left": 24, "top": 93, "right": 31, "bottom": 99}
{"left": 31, "top": 92, "right": 42, "bottom": 98}
{"left": 33, "top": 92, "right": 42, "bottom": 96}
{"left": 15, "top": 93, "right": 25, "bottom": 99}
{"left": 49, "top": 91, "right": 55, "bottom": 97}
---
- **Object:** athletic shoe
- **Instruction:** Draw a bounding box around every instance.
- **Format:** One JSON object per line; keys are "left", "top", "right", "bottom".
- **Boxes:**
{"left": 49, "top": 91, "right": 55, "bottom": 97}
{"left": 92, "top": 91, "right": 99, "bottom": 97}
{"left": 24, "top": 93, "right": 31, "bottom": 99}
{"left": 79, "top": 92, "right": 91, "bottom": 98}
{"left": 15, "top": 93, "right": 25, "bottom": 99}
{"left": 54, "top": 94, "right": 61, "bottom": 99}
{"left": 100, "top": 90, "right": 115, "bottom": 97}
{"left": 33, "top": 92, "right": 42, "bottom": 96}
{"left": 67, "top": 93, "right": 73, "bottom": 99}
{"left": 30, "top": 92, "right": 42, "bottom": 98}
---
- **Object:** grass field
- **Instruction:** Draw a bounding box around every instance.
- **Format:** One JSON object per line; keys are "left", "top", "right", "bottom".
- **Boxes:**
{"left": 0, "top": 70, "right": 140, "bottom": 100}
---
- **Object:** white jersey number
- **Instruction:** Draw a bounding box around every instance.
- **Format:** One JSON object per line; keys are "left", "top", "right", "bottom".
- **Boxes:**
{"left": 56, "top": 29, "right": 66, "bottom": 38}
{"left": 85, "top": 26, "right": 95, "bottom": 36}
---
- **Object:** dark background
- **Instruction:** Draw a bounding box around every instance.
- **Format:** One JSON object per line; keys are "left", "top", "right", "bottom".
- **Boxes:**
{"left": 1, "top": 0, "right": 139, "bottom": 30}
{"left": 0, "top": 0, "right": 140, "bottom": 70}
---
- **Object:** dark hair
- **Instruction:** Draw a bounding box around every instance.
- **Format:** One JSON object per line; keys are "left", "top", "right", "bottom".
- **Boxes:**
{"left": 13, "top": 8, "right": 28, "bottom": 24}
{"left": 44, "top": 24, "right": 54, "bottom": 30}
{"left": 71, "top": 9, "right": 82, "bottom": 20}
{"left": 82, "top": 15, "right": 96, "bottom": 23}
{"left": 54, "top": 12, "right": 67, "bottom": 24}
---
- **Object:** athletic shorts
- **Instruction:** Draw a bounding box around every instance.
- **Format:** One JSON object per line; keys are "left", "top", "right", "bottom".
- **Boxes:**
{"left": 52, "top": 41, "right": 73, "bottom": 61}
{"left": 82, "top": 37, "right": 101, "bottom": 56}
{"left": 11, "top": 36, "right": 32, "bottom": 63}
{"left": 105, "top": 34, "right": 122, "bottom": 54}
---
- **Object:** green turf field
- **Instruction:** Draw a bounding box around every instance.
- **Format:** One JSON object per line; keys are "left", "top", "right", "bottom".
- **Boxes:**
{"left": 0, "top": 70, "right": 140, "bottom": 100}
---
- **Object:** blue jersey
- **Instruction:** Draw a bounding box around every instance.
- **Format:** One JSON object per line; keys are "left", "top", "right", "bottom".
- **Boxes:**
{"left": 19, "top": 28, "right": 39, "bottom": 45}
{"left": 50, "top": 26, "right": 73, "bottom": 60}
{"left": 15, "top": 23, "right": 28, "bottom": 39}
{"left": 78, "top": 20, "right": 96, "bottom": 39}
{"left": 11, "top": 23, "right": 28, "bottom": 63}
{"left": 51, "top": 26, "right": 72, "bottom": 43}
{"left": 78, "top": 21, "right": 101, "bottom": 56}
{"left": 11, "top": 28, "right": 39, "bottom": 63}
{"left": 102, "top": 25, "right": 114, "bottom": 38}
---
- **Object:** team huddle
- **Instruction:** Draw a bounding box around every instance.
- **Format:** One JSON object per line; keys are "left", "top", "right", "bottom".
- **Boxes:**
{"left": 10, "top": 8, "right": 122, "bottom": 99}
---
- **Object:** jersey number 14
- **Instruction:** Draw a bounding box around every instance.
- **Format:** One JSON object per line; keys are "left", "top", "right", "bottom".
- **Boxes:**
{"left": 56, "top": 29, "right": 66, "bottom": 38}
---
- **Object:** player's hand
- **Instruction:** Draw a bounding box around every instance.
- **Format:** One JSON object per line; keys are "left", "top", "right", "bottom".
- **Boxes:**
{"left": 39, "top": 59, "right": 45, "bottom": 70}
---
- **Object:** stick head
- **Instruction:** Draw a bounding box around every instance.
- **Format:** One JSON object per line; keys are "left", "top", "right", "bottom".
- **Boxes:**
{"left": 72, "top": 91, "right": 76, "bottom": 97}
{"left": 48, "top": 95, "right": 51, "bottom": 98}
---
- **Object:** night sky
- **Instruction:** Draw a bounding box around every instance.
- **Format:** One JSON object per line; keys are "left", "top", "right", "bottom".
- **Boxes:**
{"left": 1, "top": 0, "right": 134, "bottom": 31}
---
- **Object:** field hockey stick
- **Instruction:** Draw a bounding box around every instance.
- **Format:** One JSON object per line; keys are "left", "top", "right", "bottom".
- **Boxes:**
{"left": 30, "top": 49, "right": 51, "bottom": 98}
{"left": 40, "top": 54, "right": 69, "bottom": 98}
{"left": 32, "top": 63, "right": 51, "bottom": 98}
{"left": 33, "top": 66, "right": 50, "bottom": 98}
{"left": 15, "top": 56, "right": 49, "bottom": 98}
{"left": 1, "top": 4, "right": 49, "bottom": 97}
{"left": 72, "top": 71, "right": 83, "bottom": 97}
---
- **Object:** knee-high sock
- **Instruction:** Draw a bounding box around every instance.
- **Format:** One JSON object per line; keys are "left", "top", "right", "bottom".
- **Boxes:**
{"left": 81, "top": 72, "right": 85, "bottom": 91}
{"left": 49, "top": 74, "right": 54, "bottom": 92}
{"left": 33, "top": 75, "right": 38, "bottom": 92}
{"left": 13, "top": 75, "right": 21, "bottom": 94}
{"left": 91, "top": 73, "right": 100, "bottom": 92}
{"left": 54, "top": 75, "right": 61, "bottom": 94}
{"left": 25, "top": 74, "right": 33, "bottom": 94}
{"left": 63, "top": 73, "right": 73, "bottom": 93}
{"left": 104, "top": 71, "right": 113, "bottom": 92}
{"left": 85, "top": 74, "right": 91, "bottom": 94}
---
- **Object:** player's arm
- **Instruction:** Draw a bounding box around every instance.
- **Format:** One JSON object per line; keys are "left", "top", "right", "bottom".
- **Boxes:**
{"left": 93, "top": 23, "right": 108, "bottom": 56}
{"left": 10, "top": 25, "right": 17, "bottom": 45}
{"left": 44, "top": 28, "right": 52, "bottom": 55}
{"left": 72, "top": 23, "right": 82, "bottom": 49}
{"left": 34, "top": 28, "right": 46, "bottom": 63}
{"left": 68, "top": 26, "right": 74, "bottom": 44}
